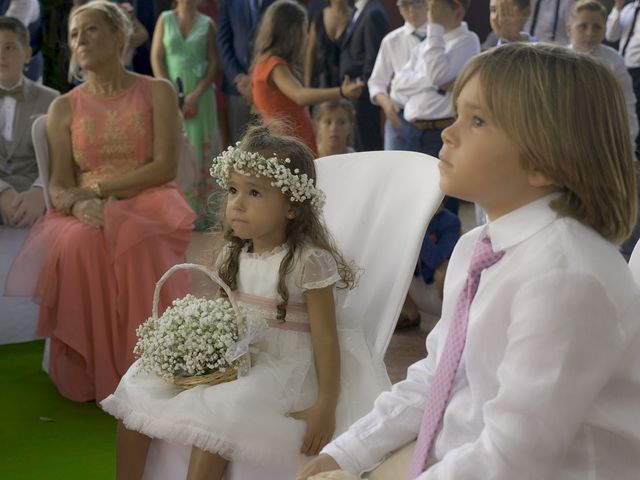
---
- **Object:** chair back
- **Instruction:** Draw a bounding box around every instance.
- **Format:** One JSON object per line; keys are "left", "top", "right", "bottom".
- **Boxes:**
{"left": 629, "top": 240, "right": 640, "bottom": 288}
{"left": 31, "top": 114, "right": 51, "bottom": 210}
{"left": 316, "top": 150, "right": 443, "bottom": 360}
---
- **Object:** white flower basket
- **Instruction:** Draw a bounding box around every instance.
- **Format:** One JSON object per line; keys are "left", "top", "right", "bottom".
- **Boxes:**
{"left": 135, "top": 263, "right": 250, "bottom": 388}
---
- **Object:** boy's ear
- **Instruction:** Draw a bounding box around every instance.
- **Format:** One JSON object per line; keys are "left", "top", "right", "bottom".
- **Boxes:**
{"left": 23, "top": 46, "right": 32, "bottom": 65}
{"left": 527, "top": 169, "right": 555, "bottom": 188}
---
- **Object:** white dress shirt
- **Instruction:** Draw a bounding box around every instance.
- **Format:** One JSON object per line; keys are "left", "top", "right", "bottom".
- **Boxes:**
{"left": 368, "top": 22, "right": 427, "bottom": 105}
{"left": 523, "top": 0, "right": 573, "bottom": 44}
{"left": 391, "top": 22, "right": 480, "bottom": 122}
{"left": 0, "top": 77, "right": 23, "bottom": 144}
{"left": 5, "top": 0, "right": 40, "bottom": 26}
{"left": 571, "top": 43, "right": 639, "bottom": 142}
{"left": 323, "top": 195, "right": 640, "bottom": 479}
{"left": 606, "top": 1, "right": 640, "bottom": 68}
{"left": 352, "top": 0, "right": 368, "bottom": 24}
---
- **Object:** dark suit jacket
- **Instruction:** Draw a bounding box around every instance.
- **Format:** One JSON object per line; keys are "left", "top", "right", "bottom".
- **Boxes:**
{"left": 0, "top": 78, "right": 58, "bottom": 193}
{"left": 339, "top": 0, "right": 388, "bottom": 82}
{"left": 216, "top": 0, "right": 277, "bottom": 95}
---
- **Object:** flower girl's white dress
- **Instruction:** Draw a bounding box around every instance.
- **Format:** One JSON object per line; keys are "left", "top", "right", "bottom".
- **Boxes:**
{"left": 101, "top": 244, "right": 389, "bottom": 466}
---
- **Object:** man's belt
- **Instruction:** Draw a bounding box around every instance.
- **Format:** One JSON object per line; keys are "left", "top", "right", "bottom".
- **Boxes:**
{"left": 411, "top": 118, "right": 455, "bottom": 130}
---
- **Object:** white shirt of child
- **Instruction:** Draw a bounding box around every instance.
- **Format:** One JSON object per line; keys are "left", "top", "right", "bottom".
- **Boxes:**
{"left": 523, "top": 0, "right": 573, "bottom": 44}
{"left": 391, "top": 22, "right": 479, "bottom": 122}
{"left": 5, "top": 0, "right": 40, "bottom": 26}
{"left": 0, "top": 77, "right": 23, "bottom": 144}
{"left": 323, "top": 195, "right": 640, "bottom": 479}
{"left": 606, "top": 0, "right": 640, "bottom": 68}
{"left": 571, "top": 43, "right": 639, "bottom": 142}
{"left": 368, "top": 22, "right": 427, "bottom": 106}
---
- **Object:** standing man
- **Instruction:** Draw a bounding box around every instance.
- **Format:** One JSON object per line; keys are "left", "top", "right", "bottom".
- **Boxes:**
{"left": 339, "top": 0, "right": 388, "bottom": 151}
{"left": 217, "top": 0, "right": 276, "bottom": 143}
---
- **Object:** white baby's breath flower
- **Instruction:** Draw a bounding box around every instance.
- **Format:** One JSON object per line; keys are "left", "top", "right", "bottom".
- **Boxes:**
{"left": 209, "top": 144, "right": 326, "bottom": 213}
{"left": 134, "top": 296, "right": 243, "bottom": 381}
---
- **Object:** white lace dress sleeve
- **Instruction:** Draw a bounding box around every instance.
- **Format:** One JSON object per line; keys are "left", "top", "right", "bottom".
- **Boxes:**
{"left": 299, "top": 248, "right": 341, "bottom": 291}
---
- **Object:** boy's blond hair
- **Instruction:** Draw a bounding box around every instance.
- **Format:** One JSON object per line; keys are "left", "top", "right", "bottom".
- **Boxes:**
{"left": 569, "top": 0, "right": 607, "bottom": 21}
{"left": 453, "top": 43, "right": 636, "bottom": 243}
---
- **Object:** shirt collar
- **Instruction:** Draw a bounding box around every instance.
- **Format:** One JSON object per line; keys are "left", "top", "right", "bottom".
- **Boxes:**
{"left": 0, "top": 76, "right": 24, "bottom": 91}
{"left": 485, "top": 194, "right": 561, "bottom": 251}
{"left": 444, "top": 21, "right": 468, "bottom": 40}
{"left": 497, "top": 31, "right": 536, "bottom": 45}
{"left": 354, "top": 0, "right": 368, "bottom": 12}
{"left": 402, "top": 21, "right": 428, "bottom": 37}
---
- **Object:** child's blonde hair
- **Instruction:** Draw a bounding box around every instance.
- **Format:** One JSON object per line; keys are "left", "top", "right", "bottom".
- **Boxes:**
{"left": 452, "top": 42, "right": 636, "bottom": 242}
{"left": 68, "top": 0, "right": 133, "bottom": 81}
{"left": 569, "top": 0, "right": 607, "bottom": 21}
{"left": 250, "top": 0, "right": 308, "bottom": 82}
{"left": 214, "top": 125, "right": 356, "bottom": 320}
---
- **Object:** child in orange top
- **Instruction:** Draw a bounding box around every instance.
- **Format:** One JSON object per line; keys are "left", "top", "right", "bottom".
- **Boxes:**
{"left": 251, "top": 0, "right": 362, "bottom": 154}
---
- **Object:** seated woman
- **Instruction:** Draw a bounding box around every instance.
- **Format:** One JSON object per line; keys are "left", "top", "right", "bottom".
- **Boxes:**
{"left": 5, "top": 0, "right": 195, "bottom": 403}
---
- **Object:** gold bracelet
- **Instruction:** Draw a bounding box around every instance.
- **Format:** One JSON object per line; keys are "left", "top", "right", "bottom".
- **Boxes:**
{"left": 89, "top": 182, "right": 103, "bottom": 198}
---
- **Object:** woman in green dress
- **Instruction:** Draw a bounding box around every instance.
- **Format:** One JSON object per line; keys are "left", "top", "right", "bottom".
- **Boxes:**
{"left": 151, "top": 0, "right": 221, "bottom": 230}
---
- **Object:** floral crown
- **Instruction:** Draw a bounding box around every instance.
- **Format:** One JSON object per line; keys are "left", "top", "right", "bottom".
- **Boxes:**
{"left": 210, "top": 144, "right": 326, "bottom": 212}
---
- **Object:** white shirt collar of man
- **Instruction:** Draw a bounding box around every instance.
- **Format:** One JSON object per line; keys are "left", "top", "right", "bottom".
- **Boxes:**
{"left": 402, "top": 21, "right": 428, "bottom": 39}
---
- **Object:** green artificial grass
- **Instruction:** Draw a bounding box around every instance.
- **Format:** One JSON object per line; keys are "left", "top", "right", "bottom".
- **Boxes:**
{"left": 0, "top": 340, "right": 116, "bottom": 479}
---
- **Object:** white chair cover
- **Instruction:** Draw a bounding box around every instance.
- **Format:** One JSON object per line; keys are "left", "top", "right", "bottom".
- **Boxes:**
{"left": 143, "top": 150, "right": 444, "bottom": 480}
{"left": 629, "top": 240, "right": 640, "bottom": 288}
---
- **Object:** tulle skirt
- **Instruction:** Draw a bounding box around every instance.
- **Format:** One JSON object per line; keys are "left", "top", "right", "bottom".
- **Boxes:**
{"left": 101, "top": 324, "right": 390, "bottom": 466}
{"left": 5, "top": 185, "right": 196, "bottom": 402}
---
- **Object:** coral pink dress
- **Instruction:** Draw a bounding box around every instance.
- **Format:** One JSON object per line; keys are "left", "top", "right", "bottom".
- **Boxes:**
{"left": 252, "top": 56, "right": 318, "bottom": 155}
{"left": 5, "top": 75, "right": 196, "bottom": 402}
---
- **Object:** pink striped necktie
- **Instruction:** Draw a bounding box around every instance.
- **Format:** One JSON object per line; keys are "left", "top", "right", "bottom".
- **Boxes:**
{"left": 407, "top": 234, "right": 505, "bottom": 479}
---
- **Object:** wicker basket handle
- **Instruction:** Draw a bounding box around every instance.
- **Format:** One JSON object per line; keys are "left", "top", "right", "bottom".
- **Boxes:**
{"left": 152, "top": 263, "right": 240, "bottom": 320}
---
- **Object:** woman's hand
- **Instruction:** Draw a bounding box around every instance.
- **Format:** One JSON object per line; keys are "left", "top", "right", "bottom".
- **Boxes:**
{"left": 296, "top": 454, "right": 341, "bottom": 480}
{"left": 340, "top": 76, "right": 364, "bottom": 100}
{"left": 183, "top": 91, "right": 200, "bottom": 118}
{"left": 288, "top": 401, "right": 336, "bottom": 456}
{"left": 54, "top": 187, "right": 96, "bottom": 215}
{"left": 71, "top": 198, "right": 105, "bottom": 228}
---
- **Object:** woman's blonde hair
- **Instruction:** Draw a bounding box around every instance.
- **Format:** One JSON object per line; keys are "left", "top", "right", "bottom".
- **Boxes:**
{"left": 452, "top": 42, "right": 637, "bottom": 243}
{"left": 250, "top": 0, "right": 308, "bottom": 82}
{"left": 214, "top": 124, "right": 356, "bottom": 321}
{"left": 68, "top": 0, "right": 133, "bottom": 81}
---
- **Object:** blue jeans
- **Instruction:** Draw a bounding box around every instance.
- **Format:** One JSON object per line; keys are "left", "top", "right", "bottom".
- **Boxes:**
{"left": 384, "top": 115, "right": 412, "bottom": 150}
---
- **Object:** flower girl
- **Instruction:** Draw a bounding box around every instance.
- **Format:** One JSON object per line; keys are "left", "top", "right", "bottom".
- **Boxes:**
{"left": 101, "top": 125, "right": 389, "bottom": 479}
